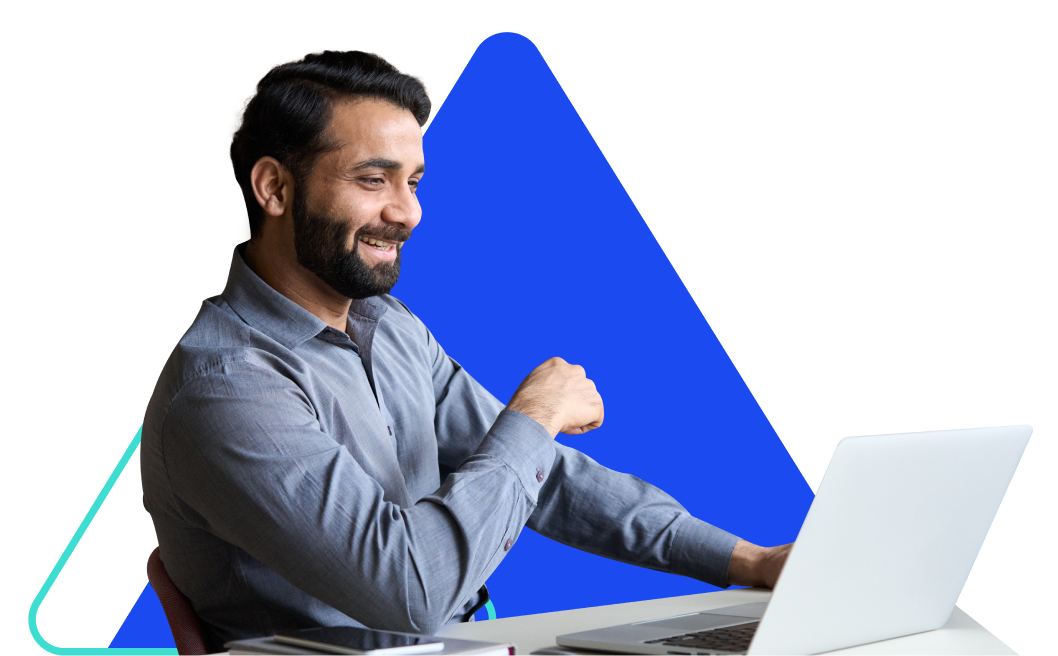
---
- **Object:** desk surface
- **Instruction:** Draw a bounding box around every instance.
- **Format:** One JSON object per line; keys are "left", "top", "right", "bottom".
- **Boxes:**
{"left": 436, "top": 589, "right": 1015, "bottom": 655}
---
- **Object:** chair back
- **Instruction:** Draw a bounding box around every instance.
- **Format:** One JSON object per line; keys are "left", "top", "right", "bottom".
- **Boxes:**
{"left": 146, "top": 547, "right": 208, "bottom": 655}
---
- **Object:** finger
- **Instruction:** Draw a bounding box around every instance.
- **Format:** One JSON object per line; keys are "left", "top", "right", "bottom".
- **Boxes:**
{"left": 536, "top": 356, "right": 566, "bottom": 371}
{"left": 564, "top": 419, "right": 603, "bottom": 434}
{"left": 528, "top": 359, "right": 557, "bottom": 375}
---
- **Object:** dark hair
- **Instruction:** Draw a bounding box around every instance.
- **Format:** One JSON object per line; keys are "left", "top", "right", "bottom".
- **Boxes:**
{"left": 230, "top": 51, "right": 431, "bottom": 237}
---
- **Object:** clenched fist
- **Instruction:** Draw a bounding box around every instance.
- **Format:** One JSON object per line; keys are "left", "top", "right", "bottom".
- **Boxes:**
{"left": 507, "top": 357, "right": 604, "bottom": 438}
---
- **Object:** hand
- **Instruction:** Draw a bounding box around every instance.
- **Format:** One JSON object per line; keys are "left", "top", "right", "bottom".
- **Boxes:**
{"left": 506, "top": 357, "right": 604, "bottom": 438}
{"left": 727, "top": 540, "right": 793, "bottom": 589}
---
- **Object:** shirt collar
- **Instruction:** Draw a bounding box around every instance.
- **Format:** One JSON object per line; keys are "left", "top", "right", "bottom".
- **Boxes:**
{"left": 222, "top": 243, "right": 389, "bottom": 350}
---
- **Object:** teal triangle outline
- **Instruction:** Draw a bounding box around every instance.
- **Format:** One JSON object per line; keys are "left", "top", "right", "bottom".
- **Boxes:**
{"left": 27, "top": 421, "right": 495, "bottom": 651}
{"left": 27, "top": 426, "right": 178, "bottom": 655}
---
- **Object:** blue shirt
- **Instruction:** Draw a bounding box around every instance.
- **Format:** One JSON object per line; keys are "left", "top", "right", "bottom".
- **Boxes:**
{"left": 141, "top": 246, "right": 741, "bottom": 649}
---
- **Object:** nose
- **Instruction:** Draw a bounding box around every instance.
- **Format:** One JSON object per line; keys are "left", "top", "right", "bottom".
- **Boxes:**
{"left": 380, "top": 180, "right": 421, "bottom": 232}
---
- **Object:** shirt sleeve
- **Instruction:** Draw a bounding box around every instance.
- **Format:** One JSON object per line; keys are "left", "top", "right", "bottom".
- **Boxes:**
{"left": 526, "top": 444, "right": 742, "bottom": 588}
{"left": 159, "top": 358, "right": 555, "bottom": 636}
{"left": 420, "top": 321, "right": 742, "bottom": 589}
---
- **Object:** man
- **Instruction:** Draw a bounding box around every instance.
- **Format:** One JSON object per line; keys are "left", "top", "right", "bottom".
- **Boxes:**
{"left": 142, "top": 50, "right": 792, "bottom": 650}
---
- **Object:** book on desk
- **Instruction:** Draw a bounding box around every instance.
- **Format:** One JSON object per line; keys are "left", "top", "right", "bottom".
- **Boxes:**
{"left": 226, "top": 634, "right": 515, "bottom": 655}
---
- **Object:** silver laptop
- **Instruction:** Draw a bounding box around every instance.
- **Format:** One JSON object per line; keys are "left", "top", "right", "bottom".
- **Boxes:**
{"left": 557, "top": 425, "right": 1031, "bottom": 655}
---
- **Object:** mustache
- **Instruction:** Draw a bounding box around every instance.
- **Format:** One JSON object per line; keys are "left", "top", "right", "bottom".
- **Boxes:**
{"left": 353, "top": 224, "right": 412, "bottom": 244}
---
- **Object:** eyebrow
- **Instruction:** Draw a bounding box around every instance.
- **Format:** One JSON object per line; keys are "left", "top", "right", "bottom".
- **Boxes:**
{"left": 351, "top": 158, "right": 426, "bottom": 175}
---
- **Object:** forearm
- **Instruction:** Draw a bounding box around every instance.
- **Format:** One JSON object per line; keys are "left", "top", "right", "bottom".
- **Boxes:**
{"left": 428, "top": 347, "right": 742, "bottom": 588}
{"left": 525, "top": 443, "right": 741, "bottom": 587}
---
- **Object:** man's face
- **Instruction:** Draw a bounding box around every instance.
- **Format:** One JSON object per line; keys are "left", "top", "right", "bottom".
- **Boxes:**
{"left": 293, "top": 98, "right": 425, "bottom": 299}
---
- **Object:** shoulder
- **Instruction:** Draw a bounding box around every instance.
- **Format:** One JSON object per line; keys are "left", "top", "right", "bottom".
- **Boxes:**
{"left": 377, "top": 294, "right": 418, "bottom": 322}
{"left": 372, "top": 294, "right": 454, "bottom": 376}
{"left": 164, "top": 296, "right": 302, "bottom": 384}
{"left": 145, "top": 297, "right": 311, "bottom": 433}
{"left": 376, "top": 294, "right": 432, "bottom": 342}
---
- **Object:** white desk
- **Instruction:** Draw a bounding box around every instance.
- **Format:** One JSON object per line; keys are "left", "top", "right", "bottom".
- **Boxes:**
{"left": 436, "top": 589, "right": 1014, "bottom": 655}
{"left": 433, "top": 588, "right": 1011, "bottom": 655}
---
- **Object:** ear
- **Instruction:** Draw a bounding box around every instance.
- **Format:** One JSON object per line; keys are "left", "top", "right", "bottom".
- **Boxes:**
{"left": 250, "top": 157, "right": 295, "bottom": 217}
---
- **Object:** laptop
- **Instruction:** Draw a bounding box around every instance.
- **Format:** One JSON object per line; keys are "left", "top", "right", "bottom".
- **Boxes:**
{"left": 557, "top": 425, "right": 1031, "bottom": 655}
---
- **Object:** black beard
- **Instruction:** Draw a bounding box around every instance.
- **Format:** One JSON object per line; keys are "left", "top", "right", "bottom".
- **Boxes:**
{"left": 291, "top": 192, "right": 409, "bottom": 300}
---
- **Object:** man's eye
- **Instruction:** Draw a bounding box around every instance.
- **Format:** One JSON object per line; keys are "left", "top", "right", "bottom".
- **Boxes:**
{"left": 409, "top": 179, "right": 419, "bottom": 192}
{"left": 359, "top": 176, "right": 416, "bottom": 189}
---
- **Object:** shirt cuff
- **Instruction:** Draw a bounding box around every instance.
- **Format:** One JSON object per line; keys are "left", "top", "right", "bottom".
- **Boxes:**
{"left": 668, "top": 516, "right": 742, "bottom": 588}
{"left": 472, "top": 409, "right": 556, "bottom": 503}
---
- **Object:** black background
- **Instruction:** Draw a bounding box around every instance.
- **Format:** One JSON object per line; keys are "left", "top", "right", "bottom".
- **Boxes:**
{"left": 22, "top": 26, "right": 1041, "bottom": 655}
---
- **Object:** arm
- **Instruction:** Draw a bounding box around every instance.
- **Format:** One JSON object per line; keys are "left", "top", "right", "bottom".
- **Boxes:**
{"left": 160, "top": 361, "right": 555, "bottom": 635}
{"left": 421, "top": 328, "right": 739, "bottom": 585}
{"left": 419, "top": 317, "right": 788, "bottom": 588}
{"left": 525, "top": 442, "right": 742, "bottom": 586}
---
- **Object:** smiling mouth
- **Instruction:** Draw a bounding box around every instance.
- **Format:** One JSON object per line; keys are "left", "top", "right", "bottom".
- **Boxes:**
{"left": 358, "top": 235, "right": 401, "bottom": 252}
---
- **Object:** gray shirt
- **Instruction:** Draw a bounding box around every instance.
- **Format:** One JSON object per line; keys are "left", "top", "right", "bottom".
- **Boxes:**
{"left": 141, "top": 246, "right": 741, "bottom": 649}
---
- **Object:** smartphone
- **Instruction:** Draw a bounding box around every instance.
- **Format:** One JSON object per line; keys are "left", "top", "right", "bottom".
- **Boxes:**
{"left": 274, "top": 626, "right": 445, "bottom": 655}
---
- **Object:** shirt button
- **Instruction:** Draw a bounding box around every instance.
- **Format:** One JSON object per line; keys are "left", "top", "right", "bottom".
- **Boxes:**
{"left": 536, "top": 470, "right": 545, "bottom": 483}
{"left": 503, "top": 538, "right": 513, "bottom": 551}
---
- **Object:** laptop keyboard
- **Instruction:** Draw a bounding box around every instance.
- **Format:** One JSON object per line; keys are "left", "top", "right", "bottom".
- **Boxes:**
{"left": 645, "top": 620, "right": 759, "bottom": 654}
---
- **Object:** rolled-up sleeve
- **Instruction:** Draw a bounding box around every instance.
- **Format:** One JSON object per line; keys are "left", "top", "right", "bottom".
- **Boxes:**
{"left": 161, "top": 359, "right": 554, "bottom": 635}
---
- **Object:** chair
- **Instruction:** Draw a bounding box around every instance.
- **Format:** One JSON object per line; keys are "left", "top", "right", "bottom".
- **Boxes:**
{"left": 147, "top": 547, "right": 208, "bottom": 655}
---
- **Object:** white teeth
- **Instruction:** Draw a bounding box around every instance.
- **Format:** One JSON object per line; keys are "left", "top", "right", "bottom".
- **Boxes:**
{"left": 360, "top": 235, "right": 395, "bottom": 251}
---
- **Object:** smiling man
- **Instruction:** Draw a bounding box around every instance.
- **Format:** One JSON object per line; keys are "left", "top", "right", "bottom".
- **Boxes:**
{"left": 242, "top": 103, "right": 421, "bottom": 323}
{"left": 141, "top": 51, "right": 791, "bottom": 651}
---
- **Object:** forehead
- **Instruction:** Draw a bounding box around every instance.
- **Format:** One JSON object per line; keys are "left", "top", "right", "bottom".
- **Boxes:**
{"left": 324, "top": 98, "right": 424, "bottom": 163}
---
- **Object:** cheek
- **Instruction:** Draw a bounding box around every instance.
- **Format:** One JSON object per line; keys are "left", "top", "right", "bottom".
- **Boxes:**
{"left": 319, "top": 190, "right": 375, "bottom": 241}
{"left": 320, "top": 188, "right": 362, "bottom": 217}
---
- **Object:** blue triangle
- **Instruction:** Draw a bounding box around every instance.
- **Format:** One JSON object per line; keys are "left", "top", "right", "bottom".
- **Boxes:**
{"left": 108, "top": 33, "right": 816, "bottom": 638}
{"left": 109, "top": 583, "right": 177, "bottom": 649}
{"left": 396, "top": 32, "right": 815, "bottom": 617}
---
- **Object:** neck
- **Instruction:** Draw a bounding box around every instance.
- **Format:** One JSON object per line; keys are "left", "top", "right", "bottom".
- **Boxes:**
{"left": 244, "top": 232, "right": 352, "bottom": 333}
